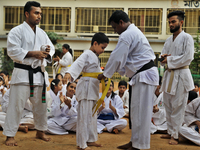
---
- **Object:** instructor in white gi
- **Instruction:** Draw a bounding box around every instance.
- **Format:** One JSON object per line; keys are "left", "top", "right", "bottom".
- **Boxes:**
{"left": 98, "top": 10, "right": 159, "bottom": 150}
{"left": 3, "top": 1, "right": 55, "bottom": 146}
{"left": 160, "top": 11, "right": 194, "bottom": 145}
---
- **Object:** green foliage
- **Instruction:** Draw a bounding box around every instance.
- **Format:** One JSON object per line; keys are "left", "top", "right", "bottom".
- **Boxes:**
{"left": 190, "top": 31, "right": 200, "bottom": 75}
{"left": 0, "top": 48, "right": 14, "bottom": 75}
{"left": 46, "top": 32, "right": 63, "bottom": 45}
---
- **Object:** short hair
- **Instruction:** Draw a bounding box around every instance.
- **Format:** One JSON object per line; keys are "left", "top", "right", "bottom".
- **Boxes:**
{"left": 167, "top": 11, "right": 185, "bottom": 21}
{"left": 194, "top": 82, "right": 199, "bottom": 88}
{"left": 118, "top": 80, "right": 127, "bottom": 88}
{"left": 91, "top": 32, "right": 109, "bottom": 46}
{"left": 108, "top": 10, "right": 130, "bottom": 24}
{"left": 55, "top": 73, "right": 63, "bottom": 79}
{"left": 24, "top": 1, "right": 41, "bottom": 16}
{"left": 188, "top": 91, "right": 198, "bottom": 101}
{"left": 0, "top": 70, "right": 9, "bottom": 78}
{"left": 50, "top": 79, "right": 60, "bottom": 91}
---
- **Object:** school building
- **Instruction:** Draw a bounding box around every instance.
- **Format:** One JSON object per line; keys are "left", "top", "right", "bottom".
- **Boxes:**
{"left": 0, "top": 0, "right": 200, "bottom": 80}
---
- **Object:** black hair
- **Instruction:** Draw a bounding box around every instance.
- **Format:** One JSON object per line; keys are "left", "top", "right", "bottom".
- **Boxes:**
{"left": 188, "top": 91, "right": 198, "bottom": 102}
{"left": 0, "top": 76, "right": 5, "bottom": 84}
{"left": 118, "top": 80, "right": 127, "bottom": 88}
{"left": 105, "top": 79, "right": 116, "bottom": 100}
{"left": 63, "top": 44, "right": 73, "bottom": 57}
{"left": 67, "top": 81, "right": 77, "bottom": 88}
{"left": 0, "top": 71, "right": 9, "bottom": 79}
{"left": 194, "top": 82, "right": 199, "bottom": 88}
{"left": 24, "top": 1, "right": 40, "bottom": 16}
{"left": 50, "top": 79, "right": 60, "bottom": 91}
{"left": 159, "top": 76, "right": 162, "bottom": 86}
{"left": 91, "top": 32, "right": 109, "bottom": 46}
{"left": 167, "top": 11, "right": 185, "bottom": 21}
{"left": 108, "top": 10, "right": 130, "bottom": 24}
{"left": 55, "top": 73, "right": 63, "bottom": 79}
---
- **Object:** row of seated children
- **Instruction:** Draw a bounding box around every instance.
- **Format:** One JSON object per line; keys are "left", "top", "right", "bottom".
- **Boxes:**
{"left": 49, "top": 74, "right": 127, "bottom": 135}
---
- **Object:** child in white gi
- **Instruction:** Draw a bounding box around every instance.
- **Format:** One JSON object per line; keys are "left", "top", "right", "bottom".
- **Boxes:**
{"left": 179, "top": 92, "right": 200, "bottom": 146}
{"left": 114, "top": 80, "right": 129, "bottom": 118}
{"left": 97, "top": 80, "right": 127, "bottom": 134}
{"left": 64, "top": 32, "right": 109, "bottom": 150}
{"left": 47, "top": 80, "right": 77, "bottom": 134}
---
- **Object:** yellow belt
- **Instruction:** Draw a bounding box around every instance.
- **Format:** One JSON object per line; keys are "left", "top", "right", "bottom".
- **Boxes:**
{"left": 166, "top": 66, "right": 189, "bottom": 93}
{"left": 82, "top": 72, "right": 111, "bottom": 116}
{"left": 58, "top": 65, "right": 71, "bottom": 73}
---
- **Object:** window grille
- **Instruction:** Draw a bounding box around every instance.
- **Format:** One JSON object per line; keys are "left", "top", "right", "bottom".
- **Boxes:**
{"left": 75, "top": 7, "right": 123, "bottom": 34}
{"left": 167, "top": 8, "right": 200, "bottom": 35}
{"left": 4, "top": 6, "right": 71, "bottom": 32}
{"left": 128, "top": 8, "right": 162, "bottom": 34}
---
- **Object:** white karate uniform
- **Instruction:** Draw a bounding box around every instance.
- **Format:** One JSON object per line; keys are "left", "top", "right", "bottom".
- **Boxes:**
{"left": 58, "top": 52, "right": 73, "bottom": 77}
{"left": 151, "top": 93, "right": 167, "bottom": 134}
{"left": 66, "top": 50, "right": 101, "bottom": 149}
{"left": 160, "top": 31, "right": 194, "bottom": 139}
{"left": 97, "top": 93, "right": 127, "bottom": 134}
{"left": 179, "top": 98, "right": 200, "bottom": 146}
{"left": 103, "top": 24, "right": 159, "bottom": 149}
{"left": 114, "top": 89, "right": 129, "bottom": 114}
{"left": 46, "top": 90, "right": 77, "bottom": 135}
{"left": 3, "top": 21, "right": 55, "bottom": 137}
{"left": 1, "top": 89, "right": 34, "bottom": 128}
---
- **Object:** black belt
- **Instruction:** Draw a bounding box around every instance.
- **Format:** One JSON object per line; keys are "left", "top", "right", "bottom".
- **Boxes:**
{"left": 14, "top": 62, "right": 46, "bottom": 103}
{"left": 129, "top": 60, "right": 156, "bottom": 129}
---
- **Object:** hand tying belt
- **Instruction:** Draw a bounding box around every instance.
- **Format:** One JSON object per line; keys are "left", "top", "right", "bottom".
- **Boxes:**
{"left": 82, "top": 72, "right": 111, "bottom": 116}
{"left": 166, "top": 65, "right": 189, "bottom": 93}
{"left": 14, "top": 62, "right": 46, "bottom": 103}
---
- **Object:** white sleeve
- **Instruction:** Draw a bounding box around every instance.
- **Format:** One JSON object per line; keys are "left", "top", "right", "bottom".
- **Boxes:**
{"left": 103, "top": 40, "right": 129, "bottom": 78}
{"left": 59, "top": 53, "right": 71, "bottom": 67}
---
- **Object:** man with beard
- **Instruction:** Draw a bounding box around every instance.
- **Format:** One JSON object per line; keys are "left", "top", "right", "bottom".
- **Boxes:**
{"left": 160, "top": 11, "right": 194, "bottom": 145}
{"left": 3, "top": 1, "right": 54, "bottom": 146}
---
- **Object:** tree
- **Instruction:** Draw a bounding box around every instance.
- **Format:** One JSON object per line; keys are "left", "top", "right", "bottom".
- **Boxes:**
{"left": 190, "top": 31, "right": 200, "bottom": 83}
{"left": 0, "top": 48, "right": 14, "bottom": 75}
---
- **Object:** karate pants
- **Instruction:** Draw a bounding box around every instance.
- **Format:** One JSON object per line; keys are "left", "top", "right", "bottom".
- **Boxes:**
{"left": 131, "top": 75, "right": 156, "bottom": 149}
{"left": 97, "top": 118, "right": 127, "bottom": 134}
{"left": 3, "top": 85, "right": 47, "bottom": 137}
{"left": 47, "top": 117, "right": 77, "bottom": 135}
{"left": 163, "top": 79, "right": 188, "bottom": 139}
{"left": 76, "top": 100, "right": 97, "bottom": 149}
{"left": 179, "top": 124, "right": 200, "bottom": 146}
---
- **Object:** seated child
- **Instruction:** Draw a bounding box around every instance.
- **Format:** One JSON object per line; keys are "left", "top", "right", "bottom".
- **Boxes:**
{"left": 55, "top": 73, "right": 67, "bottom": 95}
{"left": 179, "top": 91, "right": 200, "bottom": 146}
{"left": 192, "top": 82, "right": 199, "bottom": 97}
{"left": 0, "top": 89, "right": 34, "bottom": 133}
{"left": 114, "top": 80, "right": 129, "bottom": 117}
{"left": 46, "top": 79, "right": 77, "bottom": 135}
{"left": 97, "top": 80, "right": 127, "bottom": 134}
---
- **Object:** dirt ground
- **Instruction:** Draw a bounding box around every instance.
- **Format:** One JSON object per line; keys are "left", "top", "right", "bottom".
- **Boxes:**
{"left": 0, "top": 82, "right": 199, "bottom": 150}
{"left": 0, "top": 118, "right": 199, "bottom": 150}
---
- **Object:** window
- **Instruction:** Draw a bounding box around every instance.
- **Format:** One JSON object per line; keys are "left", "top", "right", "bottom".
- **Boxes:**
{"left": 4, "top": 6, "right": 24, "bottom": 30}
{"left": 128, "top": 8, "right": 162, "bottom": 34}
{"left": 4, "top": 6, "right": 71, "bottom": 32}
{"left": 167, "top": 8, "right": 200, "bottom": 35}
{"left": 40, "top": 7, "right": 71, "bottom": 32}
{"left": 75, "top": 7, "right": 124, "bottom": 34}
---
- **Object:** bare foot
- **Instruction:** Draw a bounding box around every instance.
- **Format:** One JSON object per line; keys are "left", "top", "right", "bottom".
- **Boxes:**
{"left": 169, "top": 137, "right": 178, "bottom": 145}
{"left": 127, "top": 147, "right": 140, "bottom": 150}
{"left": 36, "top": 130, "right": 51, "bottom": 142}
{"left": 160, "top": 134, "right": 171, "bottom": 139}
{"left": 112, "top": 128, "right": 119, "bottom": 134}
{"left": 87, "top": 142, "right": 102, "bottom": 147}
{"left": 117, "top": 141, "right": 132, "bottom": 149}
{"left": 5, "top": 137, "right": 18, "bottom": 146}
{"left": 19, "top": 125, "right": 28, "bottom": 133}
{"left": 77, "top": 146, "right": 93, "bottom": 150}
